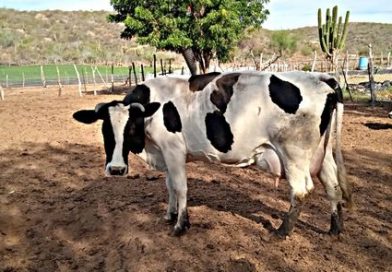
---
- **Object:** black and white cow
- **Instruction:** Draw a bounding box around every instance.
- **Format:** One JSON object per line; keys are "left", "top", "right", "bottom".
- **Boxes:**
{"left": 73, "top": 71, "right": 352, "bottom": 237}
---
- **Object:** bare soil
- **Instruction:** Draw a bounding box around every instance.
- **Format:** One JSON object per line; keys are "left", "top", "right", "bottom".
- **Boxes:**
{"left": 1, "top": 87, "right": 391, "bottom": 272}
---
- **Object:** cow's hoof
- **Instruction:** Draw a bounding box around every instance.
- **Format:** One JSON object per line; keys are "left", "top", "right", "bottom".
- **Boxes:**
{"left": 171, "top": 214, "right": 191, "bottom": 237}
{"left": 171, "top": 226, "right": 188, "bottom": 237}
{"left": 164, "top": 212, "right": 178, "bottom": 225}
{"left": 329, "top": 212, "right": 343, "bottom": 236}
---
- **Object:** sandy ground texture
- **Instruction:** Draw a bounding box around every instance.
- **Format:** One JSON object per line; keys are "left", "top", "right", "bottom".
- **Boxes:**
{"left": 0, "top": 86, "right": 391, "bottom": 272}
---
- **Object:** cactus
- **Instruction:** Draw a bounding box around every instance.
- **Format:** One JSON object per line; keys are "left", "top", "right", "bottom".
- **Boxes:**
{"left": 318, "top": 5, "right": 349, "bottom": 60}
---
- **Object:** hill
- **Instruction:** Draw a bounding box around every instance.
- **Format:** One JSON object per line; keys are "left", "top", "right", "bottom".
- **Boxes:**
{"left": 0, "top": 8, "right": 391, "bottom": 65}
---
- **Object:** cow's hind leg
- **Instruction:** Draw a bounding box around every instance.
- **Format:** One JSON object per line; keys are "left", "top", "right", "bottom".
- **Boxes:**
{"left": 277, "top": 163, "right": 314, "bottom": 237}
{"left": 318, "top": 151, "right": 344, "bottom": 235}
{"left": 164, "top": 175, "right": 178, "bottom": 224}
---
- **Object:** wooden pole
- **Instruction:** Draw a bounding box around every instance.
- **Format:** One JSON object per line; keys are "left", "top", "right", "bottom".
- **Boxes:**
{"left": 91, "top": 66, "right": 97, "bottom": 96}
{"left": 73, "top": 64, "right": 83, "bottom": 97}
{"left": 95, "top": 66, "right": 107, "bottom": 87}
{"left": 81, "top": 67, "right": 88, "bottom": 93}
{"left": 311, "top": 51, "right": 317, "bottom": 72}
{"left": 56, "top": 65, "right": 63, "bottom": 96}
{"left": 22, "top": 72, "right": 25, "bottom": 88}
{"left": 387, "top": 52, "right": 391, "bottom": 68}
{"left": 168, "top": 59, "right": 172, "bottom": 74}
{"left": 6, "top": 74, "right": 8, "bottom": 88}
{"left": 160, "top": 59, "right": 164, "bottom": 75}
{"left": 111, "top": 64, "right": 114, "bottom": 92}
{"left": 128, "top": 66, "right": 132, "bottom": 86}
{"left": 0, "top": 84, "right": 4, "bottom": 101}
{"left": 132, "top": 62, "right": 138, "bottom": 85}
{"left": 368, "top": 44, "right": 376, "bottom": 107}
{"left": 40, "top": 65, "right": 46, "bottom": 88}
{"left": 141, "top": 64, "right": 145, "bottom": 81}
{"left": 153, "top": 54, "right": 157, "bottom": 78}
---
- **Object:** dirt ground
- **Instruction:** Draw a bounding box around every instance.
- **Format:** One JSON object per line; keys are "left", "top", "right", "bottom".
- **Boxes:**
{"left": 0, "top": 86, "right": 391, "bottom": 272}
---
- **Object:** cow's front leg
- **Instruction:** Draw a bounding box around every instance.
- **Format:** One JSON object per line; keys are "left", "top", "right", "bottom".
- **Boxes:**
{"left": 164, "top": 148, "right": 190, "bottom": 236}
{"left": 170, "top": 168, "right": 190, "bottom": 236}
{"left": 164, "top": 175, "right": 178, "bottom": 224}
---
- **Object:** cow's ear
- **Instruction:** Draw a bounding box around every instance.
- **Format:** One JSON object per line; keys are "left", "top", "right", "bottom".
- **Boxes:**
{"left": 144, "top": 102, "right": 161, "bottom": 118}
{"left": 73, "top": 110, "right": 99, "bottom": 124}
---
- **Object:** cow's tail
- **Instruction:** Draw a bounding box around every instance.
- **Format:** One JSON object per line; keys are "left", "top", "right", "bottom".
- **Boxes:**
{"left": 335, "top": 101, "right": 353, "bottom": 210}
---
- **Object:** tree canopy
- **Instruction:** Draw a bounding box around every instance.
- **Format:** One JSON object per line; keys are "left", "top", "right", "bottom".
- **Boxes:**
{"left": 108, "top": 0, "right": 269, "bottom": 74}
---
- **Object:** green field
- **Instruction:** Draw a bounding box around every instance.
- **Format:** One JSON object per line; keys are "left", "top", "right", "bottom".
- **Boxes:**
{"left": 0, "top": 64, "right": 155, "bottom": 85}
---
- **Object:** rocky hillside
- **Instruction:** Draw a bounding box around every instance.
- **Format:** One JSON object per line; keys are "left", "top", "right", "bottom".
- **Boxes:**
{"left": 1, "top": 8, "right": 391, "bottom": 65}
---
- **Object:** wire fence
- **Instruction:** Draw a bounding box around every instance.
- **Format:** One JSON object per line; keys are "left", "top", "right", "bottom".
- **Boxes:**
{"left": 1, "top": 53, "right": 391, "bottom": 105}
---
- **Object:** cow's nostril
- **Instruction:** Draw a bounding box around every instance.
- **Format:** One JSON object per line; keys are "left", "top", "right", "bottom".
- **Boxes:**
{"left": 109, "top": 166, "right": 127, "bottom": 176}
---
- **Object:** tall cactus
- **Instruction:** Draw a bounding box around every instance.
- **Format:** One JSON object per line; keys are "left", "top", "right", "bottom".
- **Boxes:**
{"left": 318, "top": 5, "right": 349, "bottom": 60}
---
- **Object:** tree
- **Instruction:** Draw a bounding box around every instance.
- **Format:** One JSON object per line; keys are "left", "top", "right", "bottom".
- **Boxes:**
{"left": 108, "top": 0, "right": 269, "bottom": 74}
{"left": 271, "top": 30, "right": 297, "bottom": 57}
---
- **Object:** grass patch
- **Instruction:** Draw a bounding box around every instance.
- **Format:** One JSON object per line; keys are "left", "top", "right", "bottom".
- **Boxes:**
{"left": 0, "top": 64, "right": 154, "bottom": 84}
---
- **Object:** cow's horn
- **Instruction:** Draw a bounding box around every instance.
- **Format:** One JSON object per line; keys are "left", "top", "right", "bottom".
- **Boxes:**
{"left": 130, "top": 103, "right": 145, "bottom": 112}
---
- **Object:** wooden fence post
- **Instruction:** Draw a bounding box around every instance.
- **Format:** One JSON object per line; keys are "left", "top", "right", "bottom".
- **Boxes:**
{"left": 0, "top": 84, "right": 4, "bottom": 101}
{"left": 111, "top": 64, "right": 114, "bottom": 92}
{"left": 160, "top": 59, "right": 164, "bottom": 75}
{"left": 259, "top": 53, "right": 263, "bottom": 71}
{"left": 91, "top": 66, "right": 97, "bottom": 96}
{"left": 168, "top": 59, "right": 172, "bottom": 74}
{"left": 73, "top": 64, "right": 83, "bottom": 97}
{"left": 22, "top": 72, "right": 25, "bottom": 88}
{"left": 141, "top": 64, "right": 145, "bottom": 81}
{"left": 95, "top": 66, "right": 107, "bottom": 88}
{"left": 81, "top": 67, "right": 88, "bottom": 93}
{"left": 153, "top": 54, "right": 157, "bottom": 78}
{"left": 128, "top": 66, "right": 132, "bottom": 86}
{"left": 56, "top": 65, "right": 63, "bottom": 96}
{"left": 311, "top": 51, "right": 317, "bottom": 72}
{"left": 387, "top": 52, "right": 391, "bottom": 68}
{"left": 368, "top": 44, "right": 376, "bottom": 107}
{"left": 40, "top": 65, "right": 46, "bottom": 88}
{"left": 132, "top": 62, "right": 138, "bottom": 85}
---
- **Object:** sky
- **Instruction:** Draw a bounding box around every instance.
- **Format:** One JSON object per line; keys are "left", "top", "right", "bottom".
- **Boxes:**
{"left": 0, "top": 0, "right": 391, "bottom": 30}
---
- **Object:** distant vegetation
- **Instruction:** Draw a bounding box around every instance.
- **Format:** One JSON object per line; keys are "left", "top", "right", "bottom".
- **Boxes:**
{"left": 0, "top": 8, "right": 391, "bottom": 66}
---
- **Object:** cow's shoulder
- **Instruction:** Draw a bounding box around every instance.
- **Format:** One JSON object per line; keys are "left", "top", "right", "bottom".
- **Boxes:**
{"left": 210, "top": 73, "right": 241, "bottom": 113}
{"left": 268, "top": 74, "right": 303, "bottom": 114}
{"left": 189, "top": 72, "right": 221, "bottom": 92}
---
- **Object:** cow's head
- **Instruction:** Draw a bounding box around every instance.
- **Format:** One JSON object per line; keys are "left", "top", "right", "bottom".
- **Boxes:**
{"left": 73, "top": 101, "right": 160, "bottom": 177}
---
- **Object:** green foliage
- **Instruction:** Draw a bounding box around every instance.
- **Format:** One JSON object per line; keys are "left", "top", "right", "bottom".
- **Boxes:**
{"left": 270, "top": 30, "right": 297, "bottom": 56}
{"left": 108, "top": 0, "right": 270, "bottom": 64}
{"left": 317, "top": 5, "right": 349, "bottom": 59}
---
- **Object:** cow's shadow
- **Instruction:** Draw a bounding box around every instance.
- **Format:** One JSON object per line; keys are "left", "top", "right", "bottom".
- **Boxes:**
{"left": 1, "top": 142, "right": 391, "bottom": 271}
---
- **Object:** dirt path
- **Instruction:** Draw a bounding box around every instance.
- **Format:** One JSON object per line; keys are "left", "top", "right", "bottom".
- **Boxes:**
{"left": 1, "top": 87, "right": 391, "bottom": 271}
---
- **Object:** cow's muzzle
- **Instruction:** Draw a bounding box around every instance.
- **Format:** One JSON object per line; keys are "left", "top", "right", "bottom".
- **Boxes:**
{"left": 107, "top": 165, "right": 128, "bottom": 176}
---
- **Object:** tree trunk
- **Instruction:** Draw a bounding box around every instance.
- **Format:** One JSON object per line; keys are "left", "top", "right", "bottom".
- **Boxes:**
{"left": 181, "top": 48, "right": 198, "bottom": 75}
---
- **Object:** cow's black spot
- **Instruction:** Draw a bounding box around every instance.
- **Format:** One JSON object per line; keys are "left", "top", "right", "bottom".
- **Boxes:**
{"left": 210, "top": 73, "right": 240, "bottom": 113}
{"left": 189, "top": 72, "right": 221, "bottom": 92}
{"left": 163, "top": 101, "right": 182, "bottom": 133}
{"left": 319, "top": 77, "right": 343, "bottom": 103}
{"left": 102, "top": 118, "right": 116, "bottom": 166}
{"left": 205, "top": 111, "right": 234, "bottom": 153}
{"left": 123, "top": 84, "right": 150, "bottom": 106}
{"left": 269, "top": 75, "right": 302, "bottom": 114}
{"left": 320, "top": 93, "right": 337, "bottom": 136}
